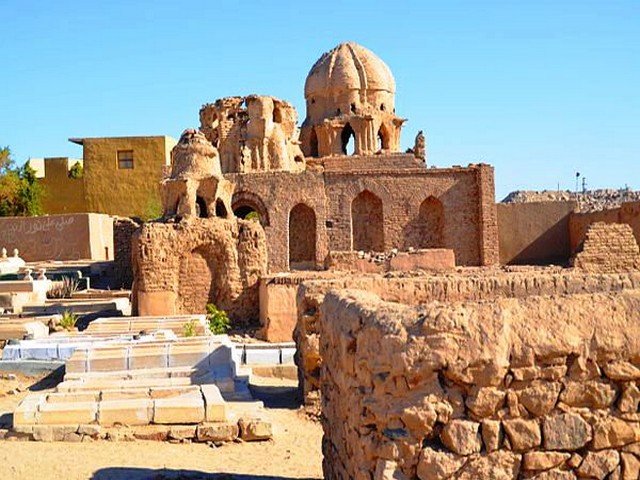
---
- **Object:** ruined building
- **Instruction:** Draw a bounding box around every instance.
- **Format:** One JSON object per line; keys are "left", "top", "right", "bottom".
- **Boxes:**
{"left": 132, "top": 129, "right": 267, "bottom": 321}
{"left": 132, "top": 41, "right": 498, "bottom": 321}
{"left": 207, "top": 42, "right": 499, "bottom": 271}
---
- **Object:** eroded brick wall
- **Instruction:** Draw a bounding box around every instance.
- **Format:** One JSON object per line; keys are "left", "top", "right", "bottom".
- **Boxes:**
{"left": 295, "top": 270, "right": 640, "bottom": 405}
{"left": 112, "top": 217, "right": 140, "bottom": 289}
{"left": 132, "top": 217, "right": 267, "bottom": 322}
{"left": 229, "top": 160, "right": 498, "bottom": 272}
{"left": 572, "top": 222, "right": 640, "bottom": 273}
{"left": 320, "top": 289, "right": 640, "bottom": 479}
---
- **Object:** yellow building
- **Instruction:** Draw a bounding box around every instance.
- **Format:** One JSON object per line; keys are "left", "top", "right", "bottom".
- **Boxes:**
{"left": 33, "top": 136, "right": 176, "bottom": 218}
{"left": 29, "top": 157, "right": 86, "bottom": 214}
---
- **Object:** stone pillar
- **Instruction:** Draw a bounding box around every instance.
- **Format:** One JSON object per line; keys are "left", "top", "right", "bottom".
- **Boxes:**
{"left": 476, "top": 164, "right": 499, "bottom": 266}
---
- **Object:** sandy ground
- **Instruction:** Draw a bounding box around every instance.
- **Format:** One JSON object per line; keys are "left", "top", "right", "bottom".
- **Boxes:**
{"left": 0, "top": 371, "right": 323, "bottom": 480}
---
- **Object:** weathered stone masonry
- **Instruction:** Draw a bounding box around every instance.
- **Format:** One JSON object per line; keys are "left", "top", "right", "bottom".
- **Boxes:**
{"left": 320, "top": 288, "right": 640, "bottom": 479}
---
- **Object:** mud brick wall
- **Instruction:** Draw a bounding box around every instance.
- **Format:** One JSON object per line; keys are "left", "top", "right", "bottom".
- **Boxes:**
{"left": 132, "top": 217, "right": 267, "bottom": 322}
{"left": 295, "top": 271, "right": 640, "bottom": 406}
{"left": 572, "top": 222, "right": 640, "bottom": 273}
{"left": 320, "top": 289, "right": 640, "bottom": 479}
{"left": 112, "top": 217, "right": 140, "bottom": 289}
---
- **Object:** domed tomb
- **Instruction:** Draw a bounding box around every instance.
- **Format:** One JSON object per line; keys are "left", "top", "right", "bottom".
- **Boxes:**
{"left": 300, "top": 42, "right": 406, "bottom": 157}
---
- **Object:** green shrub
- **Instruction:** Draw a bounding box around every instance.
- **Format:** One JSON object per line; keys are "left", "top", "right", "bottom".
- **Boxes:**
{"left": 206, "top": 303, "right": 230, "bottom": 335}
{"left": 59, "top": 311, "right": 77, "bottom": 331}
{"left": 182, "top": 320, "right": 198, "bottom": 337}
{"left": 245, "top": 210, "right": 260, "bottom": 222}
{"left": 68, "top": 161, "right": 83, "bottom": 179}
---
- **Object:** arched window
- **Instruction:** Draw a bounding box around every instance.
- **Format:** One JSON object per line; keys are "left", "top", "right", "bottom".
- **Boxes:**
{"left": 377, "top": 124, "right": 391, "bottom": 151}
{"left": 289, "top": 203, "right": 316, "bottom": 269}
{"left": 215, "top": 199, "right": 228, "bottom": 218}
{"left": 231, "top": 191, "right": 270, "bottom": 226}
{"left": 351, "top": 190, "right": 384, "bottom": 251}
{"left": 195, "top": 196, "right": 208, "bottom": 218}
{"left": 310, "top": 128, "right": 319, "bottom": 158}
{"left": 341, "top": 123, "right": 356, "bottom": 155}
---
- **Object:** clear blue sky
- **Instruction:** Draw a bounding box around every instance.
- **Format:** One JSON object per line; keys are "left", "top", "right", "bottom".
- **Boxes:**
{"left": 1, "top": 0, "right": 638, "bottom": 199}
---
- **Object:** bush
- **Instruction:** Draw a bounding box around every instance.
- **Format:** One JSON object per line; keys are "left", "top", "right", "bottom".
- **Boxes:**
{"left": 206, "top": 303, "right": 230, "bottom": 335}
{"left": 59, "top": 311, "right": 77, "bottom": 331}
{"left": 0, "top": 147, "right": 43, "bottom": 217}
{"left": 182, "top": 320, "right": 198, "bottom": 337}
{"left": 47, "top": 277, "right": 79, "bottom": 299}
{"left": 68, "top": 161, "right": 83, "bottom": 179}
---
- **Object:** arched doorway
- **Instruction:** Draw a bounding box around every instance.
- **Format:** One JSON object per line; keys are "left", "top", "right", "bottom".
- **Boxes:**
{"left": 351, "top": 190, "right": 384, "bottom": 251}
{"left": 341, "top": 123, "right": 356, "bottom": 155}
{"left": 289, "top": 203, "right": 316, "bottom": 269}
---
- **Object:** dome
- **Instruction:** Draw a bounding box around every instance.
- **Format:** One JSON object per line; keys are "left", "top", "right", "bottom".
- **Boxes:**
{"left": 304, "top": 42, "right": 396, "bottom": 99}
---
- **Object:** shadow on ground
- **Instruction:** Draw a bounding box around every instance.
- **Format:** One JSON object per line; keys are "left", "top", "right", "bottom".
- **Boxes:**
{"left": 91, "top": 468, "right": 319, "bottom": 480}
{"left": 28, "top": 365, "right": 65, "bottom": 391}
{"left": 248, "top": 384, "right": 301, "bottom": 410}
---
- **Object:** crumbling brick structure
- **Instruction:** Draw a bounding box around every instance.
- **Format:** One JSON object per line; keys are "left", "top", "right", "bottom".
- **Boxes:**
{"left": 112, "top": 216, "right": 140, "bottom": 289}
{"left": 320, "top": 288, "right": 640, "bottom": 479}
{"left": 132, "top": 130, "right": 267, "bottom": 321}
{"left": 194, "top": 42, "right": 500, "bottom": 272}
{"left": 572, "top": 222, "right": 640, "bottom": 273}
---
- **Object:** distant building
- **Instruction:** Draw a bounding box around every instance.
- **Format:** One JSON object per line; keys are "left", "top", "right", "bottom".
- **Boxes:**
{"left": 31, "top": 136, "right": 176, "bottom": 218}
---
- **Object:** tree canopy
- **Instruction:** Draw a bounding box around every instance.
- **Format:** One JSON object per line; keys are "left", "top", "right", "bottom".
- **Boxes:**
{"left": 0, "top": 146, "right": 43, "bottom": 216}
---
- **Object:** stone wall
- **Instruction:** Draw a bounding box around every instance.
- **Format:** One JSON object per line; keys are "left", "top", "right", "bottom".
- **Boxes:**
{"left": 572, "top": 222, "right": 640, "bottom": 273}
{"left": 112, "top": 217, "right": 140, "bottom": 289}
{"left": 132, "top": 217, "right": 267, "bottom": 322}
{"left": 320, "top": 288, "right": 640, "bottom": 479}
{"left": 295, "top": 270, "right": 640, "bottom": 405}
{"left": 0, "top": 213, "right": 113, "bottom": 262}
{"left": 497, "top": 201, "right": 576, "bottom": 265}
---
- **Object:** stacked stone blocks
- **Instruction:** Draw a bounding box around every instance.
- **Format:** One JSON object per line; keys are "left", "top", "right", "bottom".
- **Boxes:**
{"left": 319, "top": 289, "right": 640, "bottom": 479}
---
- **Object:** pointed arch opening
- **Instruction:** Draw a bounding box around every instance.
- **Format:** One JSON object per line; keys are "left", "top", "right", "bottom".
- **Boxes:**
{"left": 377, "top": 123, "right": 391, "bottom": 151}
{"left": 341, "top": 123, "right": 356, "bottom": 155}
{"left": 289, "top": 203, "right": 316, "bottom": 269}
{"left": 351, "top": 190, "right": 384, "bottom": 252}
{"left": 406, "top": 196, "right": 444, "bottom": 249}
{"left": 310, "top": 128, "right": 319, "bottom": 158}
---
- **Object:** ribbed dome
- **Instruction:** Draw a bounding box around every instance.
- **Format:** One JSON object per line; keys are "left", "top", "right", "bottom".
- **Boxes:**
{"left": 304, "top": 42, "right": 396, "bottom": 99}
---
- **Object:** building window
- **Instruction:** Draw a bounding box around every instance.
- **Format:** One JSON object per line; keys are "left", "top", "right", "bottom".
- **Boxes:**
{"left": 117, "top": 150, "right": 134, "bottom": 169}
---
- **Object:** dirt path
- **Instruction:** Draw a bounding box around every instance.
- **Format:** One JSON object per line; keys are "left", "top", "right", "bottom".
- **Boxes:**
{"left": 0, "top": 372, "right": 323, "bottom": 480}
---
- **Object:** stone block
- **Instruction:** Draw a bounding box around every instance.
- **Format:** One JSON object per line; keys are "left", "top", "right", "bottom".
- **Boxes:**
{"left": 168, "top": 425, "right": 197, "bottom": 440}
{"left": 128, "top": 344, "right": 168, "bottom": 370}
{"left": 201, "top": 384, "right": 227, "bottom": 422}
{"left": 244, "top": 347, "right": 280, "bottom": 365}
{"left": 36, "top": 402, "right": 98, "bottom": 425}
{"left": 440, "top": 420, "right": 482, "bottom": 455}
{"left": 98, "top": 399, "right": 153, "bottom": 426}
{"left": 32, "top": 425, "right": 77, "bottom": 442}
{"left": 196, "top": 422, "right": 239, "bottom": 442}
{"left": 167, "top": 341, "right": 210, "bottom": 368}
{"left": 47, "top": 392, "right": 99, "bottom": 404}
{"left": 543, "top": 413, "right": 592, "bottom": 451}
{"left": 149, "top": 385, "right": 201, "bottom": 399}
{"left": 239, "top": 418, "right": 272, "bottom": 441}
{"left": 87, "top": 347, "right": 128, "bottom": 372}
{"left": 13, "top": 396, "right": 41, "bottom": 426}
{"left": 153, "top": 394, "right": 205, "bottom": 424}
{"left": 280, "top": 347, "right": 296, "bottom": 365}
{"left": 132, "top": 425, "right": 170, "bottom": 441}
{"left": 100, "top": 388, "right": 150, "bottom": 401}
